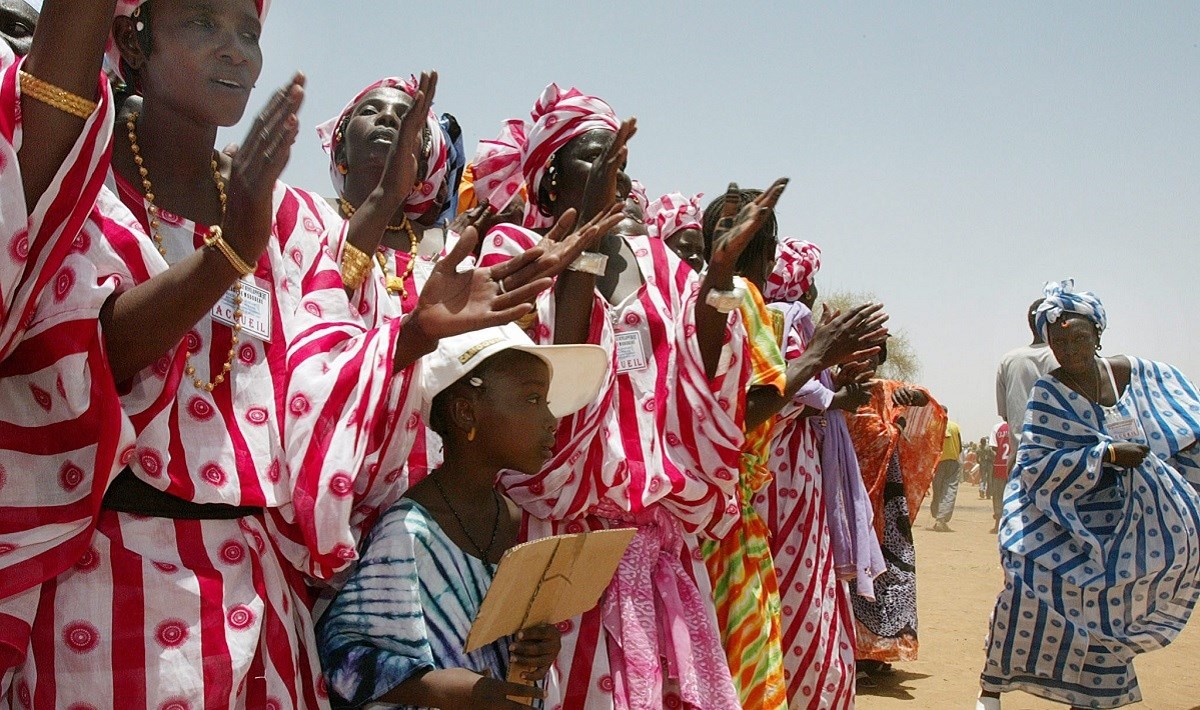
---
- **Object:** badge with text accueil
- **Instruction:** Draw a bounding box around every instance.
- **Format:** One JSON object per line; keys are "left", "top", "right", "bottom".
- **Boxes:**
{"left": 615, "top": 330, "right": 648, "bottom": 374}
{"left": 212, "top": 278, "right": 272, "bottom": 342}
{"left": 1107, "top": 414, "right": 1144, "bottom": 442}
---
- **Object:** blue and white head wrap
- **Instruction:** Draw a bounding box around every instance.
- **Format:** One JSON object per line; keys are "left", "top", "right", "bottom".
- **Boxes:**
{"left": 1035, "top": 279, "right": 1107, "bottom": 342}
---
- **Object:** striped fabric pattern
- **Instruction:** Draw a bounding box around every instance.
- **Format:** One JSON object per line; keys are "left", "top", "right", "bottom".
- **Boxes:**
{"left": 316, "top": 499, "right": 508, "bottom": 709}
{"left": 701, "top": 279, "right": 788, "bottom": 709}
{"left": 0, "top": 62, "right": 147, "bottom": 673}
{"left": 981, "top": 357, "right": 1200, "bottom": 708}
{"left": 480, "top": 225, "right": 746, "bottom": 709}
{"left": 754, "top": 303, "right": 857, "bottom": 709}
{"left": 6, "top": 176, "right": 425, "bottom": 707}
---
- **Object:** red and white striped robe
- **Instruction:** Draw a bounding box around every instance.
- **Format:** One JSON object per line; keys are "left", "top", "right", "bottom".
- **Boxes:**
{"left": 323, "top": 223, "right": 462, "bottom": 494}
{"left": 0, "top": 59, "right": 149, "bottom": 690}
{"left": 480, "top": 226, "right": 746, "bottom": 710}
{"left": 753, "top": 308, "right": 856, "bottom": 709}
{"left": 4, "top": 168, "right": 423, "bottom": 708}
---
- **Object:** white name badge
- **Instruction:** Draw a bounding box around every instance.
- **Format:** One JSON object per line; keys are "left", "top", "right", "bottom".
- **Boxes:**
{"left": 615, "top": 330, "right": 648, "bottom": 374}
{"left": 212, "top": 279, "right": 272, "bottom": 342}
{"left": 1107, "top": 415, "right": 1143, "bottom": 442}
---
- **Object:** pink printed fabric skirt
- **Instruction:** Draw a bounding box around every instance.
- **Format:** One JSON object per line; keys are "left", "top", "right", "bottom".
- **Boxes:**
{"left": 755, "top": 422, "right": 857, "bottom": 710}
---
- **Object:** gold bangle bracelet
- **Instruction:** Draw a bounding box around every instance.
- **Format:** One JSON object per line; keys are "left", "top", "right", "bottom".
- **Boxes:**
{"left": 205, "top": 226, "right": 255, "bottom": 277}
{"left": 19, "top": 71, "right": 97, "bottom": 120}
{"left": 340, "top": 243, "right": 373, "bottom": 289}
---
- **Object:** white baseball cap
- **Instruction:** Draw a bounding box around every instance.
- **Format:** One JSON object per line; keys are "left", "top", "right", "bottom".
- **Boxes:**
{"left": 423, "top": 322, "right": 609, "bottom": 418}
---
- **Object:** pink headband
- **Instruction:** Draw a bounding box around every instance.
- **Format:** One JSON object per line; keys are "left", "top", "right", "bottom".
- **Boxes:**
{"left": 315, "top": 77, "right": 448, "bottom": 220}
{"left": 646, "top": 192, "right": 704, "bottom": 241}
{"left": 764, "top": 237, "right": 822, "bottom": 302}
{"left": 107, "top": 0, "right": 272, "bottom": 81}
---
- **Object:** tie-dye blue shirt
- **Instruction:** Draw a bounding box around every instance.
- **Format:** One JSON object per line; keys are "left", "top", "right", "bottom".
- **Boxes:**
{"left": 316, "top": 498, "right": 506, "bottom": 708}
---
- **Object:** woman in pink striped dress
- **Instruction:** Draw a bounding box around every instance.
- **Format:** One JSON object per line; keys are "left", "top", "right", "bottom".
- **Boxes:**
{"left": 754, "top": 238, "right": 885, "bottom": 708}
{"left": 470, "top": 84, "right": 794, "bottom": 709}
{"left": 0, "top": 3, "right": 147, "bottom": 689}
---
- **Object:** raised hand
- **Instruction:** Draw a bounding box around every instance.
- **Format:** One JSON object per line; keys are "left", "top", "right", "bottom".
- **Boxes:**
{"left": 578, "top": 118, "right": 637, "bottom": 222}
{"left": 376, "top": 71, "right": 438, "bottom": 207}
{"left": 833, "top": 357, "right": 877, "bottom": 390}
{"left": 805, "top": 302, "right": 889, "bottom": 370}
{"left": 223, "top": 73, "right": 305, "bottom": 263}
{"left": 892, "top": 387, "right": 930, "bottom": 407}
{"left": 704, "top": 178, "right": 788, "bottom": 290}
{"left": 396, "top": 209, "right": 553, "bottom": 364}
{"left": 510, "top": 205, "right": 625, "bottom": 287}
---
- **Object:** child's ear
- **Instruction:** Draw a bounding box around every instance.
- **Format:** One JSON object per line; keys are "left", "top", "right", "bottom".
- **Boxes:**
{"left": 449, "top": 394, "right": 476, "bottom": 437}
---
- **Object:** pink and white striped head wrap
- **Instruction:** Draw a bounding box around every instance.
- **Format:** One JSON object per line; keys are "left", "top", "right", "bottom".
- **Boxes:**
{"left": 646, "top": 192, "right": 704, "bottom": 241}
{"left": 106, "top": 0, "right": 272, "bottom": 82}
{"left": 315, "top": 76, "right": 448, "bottom": 220}
{"left": 764, "top": 237, "right": 822, "bottom": 302}
{"left": 471, "top": 84, "right": 620, "bottom": 229}
{"left": 465, "top": 119, "right": 529, "bottom": 213}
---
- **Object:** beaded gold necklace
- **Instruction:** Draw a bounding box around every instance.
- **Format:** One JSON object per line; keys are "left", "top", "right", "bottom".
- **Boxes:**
{"left": 127, "top": 112, "right": 240, "bottom": 392}
{"left": 337, "top": 198, "right": 419, "bottom": 299}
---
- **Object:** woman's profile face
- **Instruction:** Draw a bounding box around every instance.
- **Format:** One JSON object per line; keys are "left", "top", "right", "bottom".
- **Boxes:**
{"left": 665, "top": 228, "right": 706, "bottom": 273}
{"left": 127, "top": 0, "right": 264, "bottom": 127}
{"left": 548, "top": 129, "right": 627, "bottom": 213}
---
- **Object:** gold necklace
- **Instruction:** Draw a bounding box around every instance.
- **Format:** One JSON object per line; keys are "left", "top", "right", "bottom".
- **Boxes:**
{"left": 128, "top": 112, "right": 240, "bottom": 393}
{"left": 338, "top": 198, "right": 419, "bottom": 299}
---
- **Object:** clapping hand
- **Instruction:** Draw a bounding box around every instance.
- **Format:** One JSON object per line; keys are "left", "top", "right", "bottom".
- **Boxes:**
{"left": 805, "top": 303, "right": 889, "bottom": 370}
{"left": 704, "top": 179, "right": 788, "bottom": 290}
{"left": 578, "top": 118, "right": 637, "bottom": 222}
{"left": 892, "top": 387, "right": 930, "bottom": 407}
{"left": 223, "top": 73, "right": 305, "bottom": 264}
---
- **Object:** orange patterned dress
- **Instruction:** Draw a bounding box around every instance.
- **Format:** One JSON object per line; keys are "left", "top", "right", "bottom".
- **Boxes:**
{"left": 846, "top": 381, "right": 946, "bottom": 662}
{"left": 701, "top": 280, "right": 789, "bottom": 709}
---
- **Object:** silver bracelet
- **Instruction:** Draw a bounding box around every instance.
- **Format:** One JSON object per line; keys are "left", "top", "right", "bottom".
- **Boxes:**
{"left": 704, "top": 285, "right": 746, "bottom": 313}
{"left": 568, "top": 251, "right": 608, "bottom": 276}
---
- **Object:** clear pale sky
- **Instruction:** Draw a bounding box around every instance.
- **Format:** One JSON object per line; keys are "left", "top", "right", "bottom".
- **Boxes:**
{"left": 224, "top": 1, "right": 1200, "bottom": 441}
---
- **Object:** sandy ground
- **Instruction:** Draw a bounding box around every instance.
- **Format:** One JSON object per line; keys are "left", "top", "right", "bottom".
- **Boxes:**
{"left": 855, "top": 489, "right": 1200, "bottom": 710}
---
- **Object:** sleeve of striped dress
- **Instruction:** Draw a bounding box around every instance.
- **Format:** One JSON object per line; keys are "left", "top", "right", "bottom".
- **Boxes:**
{"left": 0, "top": 58, "right": 114, "bottom": 362}
{"left": 482, "top": 223, "right": 622, "bottom": 523}
{"left": 316, "top": 507, "right": 435, "bottom": 707}
{"left": 0, "top": 65, "right": 153, "bottom": 667}
{"left": 270, "top": 187, "right": 424, "bottom": 581}
{"left": 662, "top": 264, "right": 752, "bottom": 539}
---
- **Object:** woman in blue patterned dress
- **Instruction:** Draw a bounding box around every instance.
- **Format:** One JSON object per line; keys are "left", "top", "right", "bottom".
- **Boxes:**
{"left": 977, "top": 280, "right": 1200, "bottom": 709}
{"left": 316, "top": 324, "right": 608, "bottom": 709}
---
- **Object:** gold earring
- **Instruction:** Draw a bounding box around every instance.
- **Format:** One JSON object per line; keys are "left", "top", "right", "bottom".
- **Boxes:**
{"left": 337, "top": 163, "right": 348, "bottom": 175}
{"left": 467, "top": 427, "right": 476, "bottom": 442}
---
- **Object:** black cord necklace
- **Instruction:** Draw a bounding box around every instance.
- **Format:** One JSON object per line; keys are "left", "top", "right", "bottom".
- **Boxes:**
{"left": 429, "top": 472, "right": 501, "bottom": 562}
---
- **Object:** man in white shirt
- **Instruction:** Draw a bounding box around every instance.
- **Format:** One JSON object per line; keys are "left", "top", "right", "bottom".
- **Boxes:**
{"left": 995, "top": 298, "right": 1058, "bottom": 453}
